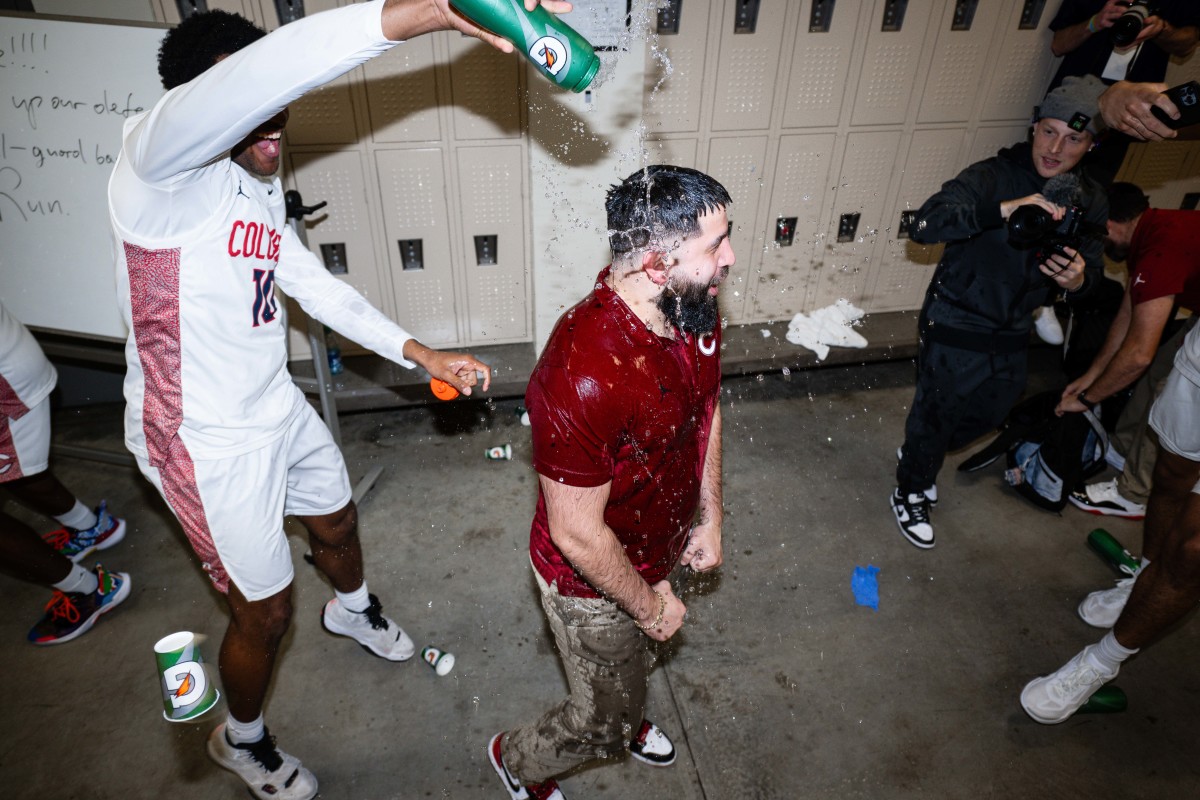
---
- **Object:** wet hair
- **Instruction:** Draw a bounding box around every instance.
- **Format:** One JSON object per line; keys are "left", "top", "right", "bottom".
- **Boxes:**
{"left": 1107, "top": 182, "right": 1149, "bottom": 223}
{"left": 157, "top": 10, "right": 266, "bottom": 90}
{"left": 606, "top": 165, "right": 732, "bottom": 258}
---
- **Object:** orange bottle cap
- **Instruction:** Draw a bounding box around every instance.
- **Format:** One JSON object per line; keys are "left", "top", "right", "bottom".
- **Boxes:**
{"left": 430, "top": 378, "right": 460, "bottom": 401}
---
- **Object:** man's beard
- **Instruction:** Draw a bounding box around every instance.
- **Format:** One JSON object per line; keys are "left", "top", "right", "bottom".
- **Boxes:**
{"left": 656, "top": 278, "right": 719, "bottom": 335}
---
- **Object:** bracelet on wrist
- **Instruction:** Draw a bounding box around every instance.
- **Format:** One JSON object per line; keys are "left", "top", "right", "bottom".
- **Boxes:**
{"left": 634, "top": 591, "right": 666, "bottom": 631}
{"left": 1087, "top": 15, "right": 1098, "bottom": 34}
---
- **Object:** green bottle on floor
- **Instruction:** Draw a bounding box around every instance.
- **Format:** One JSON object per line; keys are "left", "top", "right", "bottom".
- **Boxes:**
{"left": 450, "top": 0, "right": 600, "bottom": 91}
{"left": 1078, "top": 685, "right": 1127, "bottom": 714}
{"left": 1087, "top": 528, "right": 1140, "bottom": 577}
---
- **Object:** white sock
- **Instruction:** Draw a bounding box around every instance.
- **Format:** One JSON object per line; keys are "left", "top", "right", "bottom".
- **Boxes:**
{"left": 53, "top": 564, "right": 98, "bottom": 594}
{"left": 225, "top": 713, "right": 265, "bottom": 745}
{"left": 1090, "top": 630, "right": 1138, "bottom": 673}
{"left": 336, "top": 582, "right": 370, "bottom": 613}
{"left": 55, "top": 500, "right": 97, "bottom": 531}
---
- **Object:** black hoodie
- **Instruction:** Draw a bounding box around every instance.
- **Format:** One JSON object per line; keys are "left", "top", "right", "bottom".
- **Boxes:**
{"left": 910, "top": 141, "right": 1107, "bottom": 352}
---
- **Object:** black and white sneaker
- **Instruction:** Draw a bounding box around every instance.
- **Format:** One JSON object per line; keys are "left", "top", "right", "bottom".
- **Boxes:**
{"left": 207, "top": 724, "right": 317, "bottom": 800}
{"left": 321, "top": 594, "right": 415, "bottom": 661}
{"left": 891, "top": 488, "right": 934, "bottom": 549}
{"left": 629, "top": 719, "right": 675, "bottom": 766}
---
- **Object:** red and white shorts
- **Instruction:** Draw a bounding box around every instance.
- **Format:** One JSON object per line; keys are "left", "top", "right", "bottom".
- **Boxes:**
{"left": 1149, "top": 369, "right": 1200, "bottom": 494}
{"left": 136, "top": 401, "right": 352, "bottom": 601}
{"left": 0, "top": 397, "right": 51, "bottom": 484}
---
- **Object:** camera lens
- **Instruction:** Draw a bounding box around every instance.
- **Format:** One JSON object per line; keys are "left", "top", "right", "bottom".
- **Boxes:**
{"left": 1111, "top": 2, "right": 1150, "bottom": 48}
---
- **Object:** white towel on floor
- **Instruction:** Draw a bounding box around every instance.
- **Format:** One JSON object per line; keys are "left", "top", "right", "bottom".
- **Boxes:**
{"left": 785, "top": 299, "right": 869, "bottom": 361}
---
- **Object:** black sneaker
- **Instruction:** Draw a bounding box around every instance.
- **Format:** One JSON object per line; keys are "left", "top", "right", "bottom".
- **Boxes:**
{"left": 891, "top": 488, "right": 934, "bottom": 549}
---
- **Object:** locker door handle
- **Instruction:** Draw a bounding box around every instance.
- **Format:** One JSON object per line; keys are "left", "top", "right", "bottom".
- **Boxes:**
{"left": 1019, "top": 0, "right": 1048, "bottom": 30}
{"left": 398, "top": 239, "right": 424, "bottom": 271}
{"left": 474, "top": 235, "right": 498, "bottom": 266}
{"left": 951, "top": 0, "right": 978, "bottom": 31}
{"left": 734, "top": 0, "right": 760, "bottom": 34}
{"left": 837, "top": 213, "right": 861, "bottom": 243}
{"left": 175, "top": 0, "right": 206, "bottom": 19}
{"left": 810, "top": 0, "right": 836, "bottom": 33}
{"left": 881, "top": 0, "right": 908, "bottom": 32}
{"left": 657, "top": 0, "right": 682, "bottom": 35}
{"left": 274, "top": 0, "right": 304, "bottom": 25}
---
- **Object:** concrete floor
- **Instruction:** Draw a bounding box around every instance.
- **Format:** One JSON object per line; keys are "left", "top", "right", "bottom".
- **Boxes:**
{"left": 2, "top": 357, "right": 1197, "bottom": 799}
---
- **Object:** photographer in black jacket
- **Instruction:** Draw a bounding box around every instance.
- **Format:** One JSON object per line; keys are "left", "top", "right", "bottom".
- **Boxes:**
{"left": 892, "top": 76, "right": 1109, "bottom": 550}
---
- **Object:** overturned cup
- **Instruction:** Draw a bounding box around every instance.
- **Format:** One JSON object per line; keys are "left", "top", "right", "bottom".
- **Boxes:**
{"left": 486, "top": 444, "right": 512, "bottom": 461}
{"left": 421, "top": 645, "right": 456, "bottom": 676}
{"left": 154, "top": 631, "right": 220, "bottom": 722}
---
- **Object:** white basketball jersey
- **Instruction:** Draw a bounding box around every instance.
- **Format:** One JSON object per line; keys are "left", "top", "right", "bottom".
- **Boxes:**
{"left": 109, "top": 1, "right": 411, "bottom": 465}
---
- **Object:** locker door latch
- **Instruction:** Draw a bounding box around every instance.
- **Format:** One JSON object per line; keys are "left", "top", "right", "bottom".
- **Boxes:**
{"left": 474, "top": 235, "right": 498, "bottom": 266}
{"left": 1019, "top": 0, "right": 1048, "bottom": 30}
{"left": 775, "top": 217, "right": 797, "bottom": 247}
{"left": 837, "top": 213, "right": 861, "bottom": 243}
{"left": 657, "top": 0, "right": 682, "bottom": 35}
{"left": 399, "top": 239, "right": 424, "bottom": 271}
{"left": 734, "top": 0, "right": 760, "bottom": 34}
{"left": 274, "top": 0, "right": 305, "bottom": 25}
{"left": 810, "top": 0, "right": 836, "bottom": 33}
{"left": 881, "top": 0, "right": 908, "bottom": 32}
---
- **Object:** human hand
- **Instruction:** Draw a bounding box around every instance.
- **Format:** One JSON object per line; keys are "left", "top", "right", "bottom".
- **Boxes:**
{"left": 438, "top": 0, "right": 574, "bottom": 53}
{"left": 1039, "top": 245, "right": 1085, "bottom": 292}
{"left": 1094, "top": 0, "right": 1130, "bottom": 30}
{"left": 1055, "top": 392, "right": 1090, "bottom": 416}
{"left": 1001, "top": 194, "right": 1063, "bottom": 222}
{"left": 637, "top": 580, "right": 686, "bottom": 642}
{"left": 679, "top": 522, "right": 722, "bottom": 572}
{"left": 1061, "top": 377, "right": 1091, "bottom": 405}
{"left": 1130, "top": 15, "right": 1166, "bottom": 46}
{"left": 405, "top": 341, "right": 492, "bottom": 396}
{"left": 1098, "top": 81, "right": 1179, "bottom": 141}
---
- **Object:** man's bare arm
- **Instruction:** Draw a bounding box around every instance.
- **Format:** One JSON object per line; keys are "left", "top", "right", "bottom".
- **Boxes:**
{"left": 380, "top": 0, "right": 572, "bottom": 48}
{"left": 540, "top": 476, "right": 686, "bottom": 640}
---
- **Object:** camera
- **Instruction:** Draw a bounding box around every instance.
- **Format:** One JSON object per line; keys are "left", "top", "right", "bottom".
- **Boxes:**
{"left": 1007, "top": 203, "right": 1099, "bottom": 268}
{"left": 1111, "top": 2, "right": 1155, "bottom": 48}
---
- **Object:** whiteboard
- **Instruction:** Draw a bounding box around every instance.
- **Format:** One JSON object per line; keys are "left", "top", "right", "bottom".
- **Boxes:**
{"left": 0, "top": 14, "right": 167, "bottom": 340}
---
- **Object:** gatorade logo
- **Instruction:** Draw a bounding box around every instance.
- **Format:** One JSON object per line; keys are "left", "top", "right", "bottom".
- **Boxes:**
{"left": 165, "top": 660, "right": 207, "bottom": 709}
{"left": 698, "top": 334, "right": 717, "bottom": 356}
{"left": 530, "top": 36, "right": 568, "bottom": 76}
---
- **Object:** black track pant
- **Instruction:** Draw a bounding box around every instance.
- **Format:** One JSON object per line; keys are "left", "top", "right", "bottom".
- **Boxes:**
{"left": 897, "top": 339, "right": 1027, "bottom": 494}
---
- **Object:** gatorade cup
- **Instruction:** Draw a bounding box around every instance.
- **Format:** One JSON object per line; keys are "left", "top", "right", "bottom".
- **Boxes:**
{"left": 486, "top": 444, "right": 513, "bottom": 460}
{"left": 1077, "top": 685, "right": 1128, "bottom": 714}
{"left": 421, "top": 646, "right": 456, "bottom": 676}
{"left": 449, "top": 0, "right": 600, "bottom": 92}
{"left": 154, "top": 631, "right": 220, "bottom": 722}
{"left": 1087, "top": 529, "right": 1140, "bottom": 577}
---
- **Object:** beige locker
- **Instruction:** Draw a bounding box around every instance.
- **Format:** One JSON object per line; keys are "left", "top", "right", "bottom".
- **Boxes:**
{"left": 868, "top": 128, "right": 965, "bottom": 312}
{"left": 1122, "top": 142, "right": 1200, "bottom": 210}
{"left": 781, "top": 0, "right": 861, "bottom": 130}
{"left": 644, "top": 137, "right": 699, "bottom": 169}
{"left": 376, "top": 148, "right": 460, "bottom": 345}
{"left": 748, "top": 132, "right": 837, "bottom": 320}
{"left": 710, "top": 0, "right": 788, "bottom": 131}
{"left": 456, "top": 145, "right": 529, "bottom": 343}
{"left": 980, "top": 1, "right": 1057, "bottom": 122}
{"left": 154, "top": 0, "right": 264, "bottom": 24}
{"left": 917, "top": 0, "right": 1007, "bottom": 124}
{"left": 706, "top": 135, "right": 770, "bottom": 323}
{"left": 285, "top": 77, "right": 360, "bottom": 146}
{"left": 446, "top": 34, "right": 523, "bottom": 141}
{"left": 967, "top": 124, "right": 1029, "bottom": 166}
{"left": 643, "top": 0, "right": 712, "bottom": 134}
{"left": 812, "top": 130, "right": 903, "bottom": 310}
{"left": 363, "top": 35, "right": 443, "bottom": 143}
{"left": 851, "top": 0, "right": 935, "bottom": 127}
{"left": 287, "top": 149, "right": 389, "bottom": 334}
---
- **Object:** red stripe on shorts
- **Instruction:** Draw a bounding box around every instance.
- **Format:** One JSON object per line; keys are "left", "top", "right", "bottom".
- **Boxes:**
{"left": 0, "top": 416, "right": 26, "bottom": 483}
{"left": 124, "top": 241, "right": 228, "bottom": 593}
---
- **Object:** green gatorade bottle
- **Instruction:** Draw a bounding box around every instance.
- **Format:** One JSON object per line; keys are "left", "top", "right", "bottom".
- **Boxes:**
{"left": 450, "top": 0, "right": 600, "bottom": 92}
{"left": 1087, "top": 529, "right": 1140, "bottom": 577}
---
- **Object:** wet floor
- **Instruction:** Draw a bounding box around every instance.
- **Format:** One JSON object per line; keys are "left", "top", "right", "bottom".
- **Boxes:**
{"left": 1, "top": 357, "right": 1194, "bottom": 799}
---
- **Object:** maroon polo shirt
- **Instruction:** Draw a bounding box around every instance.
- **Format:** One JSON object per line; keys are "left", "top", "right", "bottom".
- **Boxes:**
{"left": 1128, "top": 209, "right": 1200, "bottom": 313}
{"left": 526, "top": 267, "right": 722, "bottom": 598}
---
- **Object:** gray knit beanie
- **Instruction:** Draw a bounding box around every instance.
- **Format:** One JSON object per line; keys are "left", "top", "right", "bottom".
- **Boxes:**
{"left": 1036, "top": 74, "right": 1106, "bottom": 136}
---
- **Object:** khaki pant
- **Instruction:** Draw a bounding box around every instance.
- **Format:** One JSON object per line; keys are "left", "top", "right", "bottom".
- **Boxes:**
{"left": 1113, "top": 318, "right": 1197, "bottom": 503}
{"left": 502, "top": 568, "right": 653, "bottom": 785}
